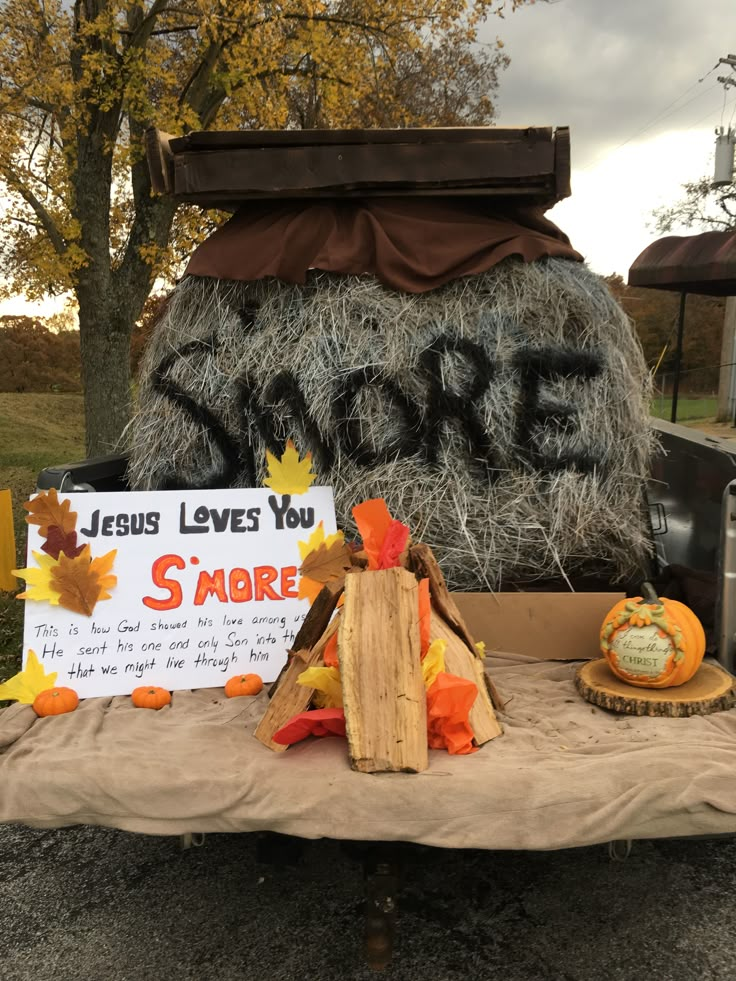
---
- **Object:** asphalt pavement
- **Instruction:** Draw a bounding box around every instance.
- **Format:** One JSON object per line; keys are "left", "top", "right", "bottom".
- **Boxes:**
{"left": 1, "top": 823, "right": 735, "bottom": 980}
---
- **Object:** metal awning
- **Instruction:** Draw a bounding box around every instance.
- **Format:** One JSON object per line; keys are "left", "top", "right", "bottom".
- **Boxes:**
{"left": 628, "top": 230, "right": 736, "bottom": 424}
{"left": 629, "top": 229, "right": 736, "bottom": 296}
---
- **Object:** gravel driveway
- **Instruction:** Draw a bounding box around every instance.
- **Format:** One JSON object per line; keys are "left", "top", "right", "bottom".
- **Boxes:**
{"left": 1, "top": 823, "right": 735, "bottom": 980}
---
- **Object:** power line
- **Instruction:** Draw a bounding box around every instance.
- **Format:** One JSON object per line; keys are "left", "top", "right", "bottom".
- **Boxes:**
{"left": 683, "top": 94, "right": 736, "bottom": 134}
{"left": 580, "top": 63, "right": 723, "bottom": 172}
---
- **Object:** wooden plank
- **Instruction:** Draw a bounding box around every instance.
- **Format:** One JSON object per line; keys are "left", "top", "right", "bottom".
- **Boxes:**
{"left": 153, "top": 126, "right": 571, "bottom": 207}
{"left": 174, "top": 141, "right": 555, "bottom": 198}
{"left": 145, "top": 128, "right": 175, "bottom": 195}
{"left": 553, "top": 126, "right": 571, "bottom": 201}
{"left": 339, "top": 568, "right": 428, "bottom": 773}
{"left": 171, "top": 126, "right": 556, "bottom": 151}
{"left": 183, "top": 184, "right": 556, "bottom": 212}
{"left": 409, "top": 543, "right": 504, "bottom": 710}
{"left": 430, "top": 611, "right": 502, "bottom": 746}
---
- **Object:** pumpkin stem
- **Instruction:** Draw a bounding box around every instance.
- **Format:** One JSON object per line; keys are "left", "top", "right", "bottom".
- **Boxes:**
{"left": 641, "top": 582, "right": 660, "bottom": 605}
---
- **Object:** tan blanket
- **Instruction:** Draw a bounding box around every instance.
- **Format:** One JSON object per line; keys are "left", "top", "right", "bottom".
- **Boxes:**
{"left": 2, "top": 654, "right": 736, "bottom": 850}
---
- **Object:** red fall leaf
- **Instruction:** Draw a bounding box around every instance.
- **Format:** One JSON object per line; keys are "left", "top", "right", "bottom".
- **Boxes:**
{"left": 41, "top": 525, "right": 86, "bottom": 560}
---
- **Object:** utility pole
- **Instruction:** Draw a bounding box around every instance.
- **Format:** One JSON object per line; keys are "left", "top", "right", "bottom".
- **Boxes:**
{"left": 714, "top": 57, "right": 736, "bottom": 421}
{"left": 717, "top": 298, "right": 736, "bottom": 422}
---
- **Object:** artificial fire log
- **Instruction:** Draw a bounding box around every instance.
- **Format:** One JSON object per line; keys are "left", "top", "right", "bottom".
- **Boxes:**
{"left": 339, "top": 568, "right": 428, "bottom": 773}
{"left": 268, "top": 577, "right": 345, "bottom": 700}
{"left": 293, "top": 577, "right": 346, "bottom": 650}
{"left": 430, "top": 611, "right": 502, "bottom": 745}
{"left": 409, "top": 543, "right": 504, "bottom": 710}
{"left": 409, "top": 544, "right": 474, "bottom": 646}
{"left": 255, "top": 617, "right": 340, "bottom": 752}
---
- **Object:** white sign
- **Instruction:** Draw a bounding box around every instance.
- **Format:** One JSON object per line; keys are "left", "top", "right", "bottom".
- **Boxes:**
{"left": 22, "top": 488, "right": 337, "bottom": 697}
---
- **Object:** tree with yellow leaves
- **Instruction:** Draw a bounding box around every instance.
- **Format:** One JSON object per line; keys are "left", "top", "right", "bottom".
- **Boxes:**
{"left": 0, "top": 0, "right": 535, "bottom": 455}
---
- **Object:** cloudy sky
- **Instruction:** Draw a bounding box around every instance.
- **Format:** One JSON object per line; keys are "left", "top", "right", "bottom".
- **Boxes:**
{"left": 485, "top": 0, "right": 735, "bottom": 275}
{"left": 2, "top": 0, "right": 733, "bottom": 315}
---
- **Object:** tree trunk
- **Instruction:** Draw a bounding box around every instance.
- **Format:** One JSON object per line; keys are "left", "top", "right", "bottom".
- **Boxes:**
{"left": 77, "top": 287, "right": 134, "bottom": 456}
{"left": 71, "top": 129, "right": 177, "bottom": 457}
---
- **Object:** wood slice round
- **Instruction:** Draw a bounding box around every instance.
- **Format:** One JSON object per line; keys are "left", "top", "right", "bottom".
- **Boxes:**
{"left": 575, "top": 659, "right": 736, "bottom": 717}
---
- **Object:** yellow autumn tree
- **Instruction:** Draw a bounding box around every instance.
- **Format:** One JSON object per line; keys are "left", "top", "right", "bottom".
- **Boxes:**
{"left": 0, "top": 0, "right": 534, "bottom": 455}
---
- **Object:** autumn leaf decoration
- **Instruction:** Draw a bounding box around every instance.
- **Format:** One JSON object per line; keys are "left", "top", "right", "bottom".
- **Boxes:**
{"left": 0, "top": 649, "right": 57, "bottom": 704}
{"left": 24, "top": 486, "right": 76, "bottom": 538}
{"left": 263, "top": 439, "right": 317, "bottom": 495}
{"left": 297, "top": 523, "right": 353, "bottom": 604}
{"left": 13, "top": 489, "right": 117, "bottom": 616}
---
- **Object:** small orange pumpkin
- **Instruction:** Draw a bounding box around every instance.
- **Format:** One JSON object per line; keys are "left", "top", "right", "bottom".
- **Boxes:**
{"left": 224, "top": 673, "right": 263, "bottom": 698}
{"left": 131, "top": 685, "right": 172, "bottom": 709}
{"left": 601, "top": 583, "right": 705, "bottom": 688}
{"left": 33, "top": 687, "right": 79, "bottom": 717}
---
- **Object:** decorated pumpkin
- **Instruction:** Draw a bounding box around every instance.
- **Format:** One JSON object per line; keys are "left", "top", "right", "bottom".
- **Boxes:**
{"left": 33, "top": 687, "right": 79, "bottom": 717}
{"left": 600, "top": 584, "right": 705, "bottom": 688}
{"left": 224, "top": 673, "right": 263, "bottom": 698}
{"left": 131, "top": 686, "right": 172, "bottom": 709}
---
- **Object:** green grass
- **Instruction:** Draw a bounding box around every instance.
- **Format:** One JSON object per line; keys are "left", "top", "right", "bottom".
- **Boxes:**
{"left": 0, "top": 393, "right": 85, "bottom": 686}
{"left": 650, "top": 396, "right": 718, "bottom": 423}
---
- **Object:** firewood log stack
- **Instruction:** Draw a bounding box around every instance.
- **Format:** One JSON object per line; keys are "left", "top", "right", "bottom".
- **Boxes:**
{"left": 255, "top": 534, "right": 502, "bottom": 772}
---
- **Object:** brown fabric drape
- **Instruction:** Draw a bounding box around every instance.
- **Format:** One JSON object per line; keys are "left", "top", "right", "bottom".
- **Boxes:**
{"left": 185, "top": 197, "right": 583, "bottom": 293}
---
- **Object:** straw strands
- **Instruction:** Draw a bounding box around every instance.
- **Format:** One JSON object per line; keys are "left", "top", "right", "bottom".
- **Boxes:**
{"left": 128, "top": 257, "right": 655, "bottom": 590}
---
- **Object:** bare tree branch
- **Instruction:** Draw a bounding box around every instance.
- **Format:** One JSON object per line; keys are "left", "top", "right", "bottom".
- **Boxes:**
{"left": 124, "top": 0, "right": 174, "bottom": 51}
{"left": 0, "top": 166, "right": 66, "bottom": 255}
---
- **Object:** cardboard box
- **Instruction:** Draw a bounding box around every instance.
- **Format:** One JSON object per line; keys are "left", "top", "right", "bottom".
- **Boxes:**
{"left": 453, "top": 592, "right": 624, "bottom": 661}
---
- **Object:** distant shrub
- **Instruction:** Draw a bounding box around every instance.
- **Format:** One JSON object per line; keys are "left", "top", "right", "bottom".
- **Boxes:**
{"left": 0, "top": 295, "right": 168, "bottom": 394}
{"left": 0, "top": 316, "right": 81, "bottom": 392}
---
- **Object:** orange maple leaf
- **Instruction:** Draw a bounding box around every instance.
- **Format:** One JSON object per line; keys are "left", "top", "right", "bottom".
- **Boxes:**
{"left": 90, "top": 548, "right": 117, "bottom": 600}
{"left": 24, "top": 488, "right": 77, "bottom": 537}
{"left": 298, "top": 575, "right": 325, "bottom": 604}
{"left": 50, "top": 547, "right": 103, "bottom": 616}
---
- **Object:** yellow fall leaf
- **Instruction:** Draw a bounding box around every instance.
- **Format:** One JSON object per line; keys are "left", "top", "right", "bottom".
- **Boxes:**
{"left": 263, "top": 439, "right": 317, "bottom": 495}
{"left": 298, "top": 522, "right": 344, "bottom": 561}
{"left": 0, "top": 649, "right": 57, "bottom": 704}
{"left": 12, "top": 551, "right": 62, "bottom": 605}
{"left": 422, "top": 639, "right": 447, "bottom": 691}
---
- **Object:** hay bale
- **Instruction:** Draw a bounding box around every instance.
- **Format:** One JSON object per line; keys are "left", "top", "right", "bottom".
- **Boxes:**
{"left": 127, "top": 258, "right": 655, "bottom": 590}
